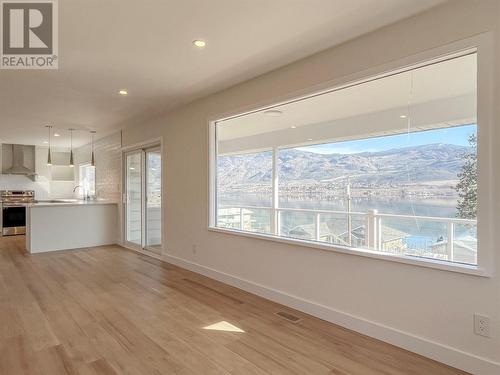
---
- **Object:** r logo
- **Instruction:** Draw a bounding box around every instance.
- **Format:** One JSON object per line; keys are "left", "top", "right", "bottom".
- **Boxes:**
{"left": 0, "top": 0, "right": 57, "bottom": 69}
{"left": 2, "top": 2, "right": 53, "bottom": 54}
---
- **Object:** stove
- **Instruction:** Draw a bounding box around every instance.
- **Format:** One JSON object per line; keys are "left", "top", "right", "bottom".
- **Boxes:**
{"left": 1, "top": 190, "right": 35, "bottom": 236}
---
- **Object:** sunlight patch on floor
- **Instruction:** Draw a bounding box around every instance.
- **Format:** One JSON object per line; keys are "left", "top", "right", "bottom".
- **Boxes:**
{"left": 203, "top": 321, "right": 245, "bottom": 333}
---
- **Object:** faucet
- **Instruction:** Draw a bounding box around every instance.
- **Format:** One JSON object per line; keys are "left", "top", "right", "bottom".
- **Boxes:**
{"left": 73, "top": 185, "right": 93, "bottom": 201}
{"left": 73, "top": 185, "right": 88, "bottom": 200}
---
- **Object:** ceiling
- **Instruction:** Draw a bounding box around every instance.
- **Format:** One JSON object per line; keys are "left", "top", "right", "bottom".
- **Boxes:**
{"left": 0, "top": 0, "right": 445, "bottom": 148}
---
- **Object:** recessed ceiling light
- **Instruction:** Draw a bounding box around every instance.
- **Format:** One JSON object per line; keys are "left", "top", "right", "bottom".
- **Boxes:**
{"left": 263, "top": 109, "right": 282, "bottom": 117}
{"left": 119, "top": 89, "right": 128, "bottom": 96}
{"left": 400, "top": 115, "right": 407, "bottom": 118}
{"left": 290, "top": 126, "right": 297, "bottom": 129}
{"left": 307, "top": 138, "right": 313, "bottom": 141}
{"left": 193, "top": 40, "right": 206, "bottom": 48}
{"left": 54, "top": 133, "right": 60, "bottom": 137}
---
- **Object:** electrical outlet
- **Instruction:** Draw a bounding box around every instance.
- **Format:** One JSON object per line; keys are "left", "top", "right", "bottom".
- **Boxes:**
{"left": 474, "top": 314, "right": 490, "bottom": 337}
{"left": 192, "top": 244, "right": 197, "bottom": 254}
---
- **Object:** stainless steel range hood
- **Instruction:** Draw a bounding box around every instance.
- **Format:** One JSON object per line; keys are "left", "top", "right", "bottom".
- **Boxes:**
{"left": 1, "top": 144, "right": 37, "bottom": 179}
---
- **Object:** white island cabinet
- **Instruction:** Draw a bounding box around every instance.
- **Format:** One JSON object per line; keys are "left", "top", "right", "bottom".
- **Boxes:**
{"left": 26, "top": 201, "right": 118, "bottom": 253}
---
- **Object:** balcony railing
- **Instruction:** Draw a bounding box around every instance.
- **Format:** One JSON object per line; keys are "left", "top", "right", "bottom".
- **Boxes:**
{"left": 217, "top": 205, "right": 477, "bottom": 265}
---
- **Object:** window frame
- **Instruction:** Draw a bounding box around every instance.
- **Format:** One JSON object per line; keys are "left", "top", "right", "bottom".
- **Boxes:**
{"left": 208, "top": 34, "right": 494, "bottom": 277}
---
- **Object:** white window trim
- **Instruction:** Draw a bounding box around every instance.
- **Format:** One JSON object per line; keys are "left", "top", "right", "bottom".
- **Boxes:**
{"left": 208, "top": 34, "right": 494, "bottom": 277}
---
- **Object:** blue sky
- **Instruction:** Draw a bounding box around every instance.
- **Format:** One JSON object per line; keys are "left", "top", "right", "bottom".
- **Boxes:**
{"left": 297, "top": 124, "right": 477, "bottom": 154}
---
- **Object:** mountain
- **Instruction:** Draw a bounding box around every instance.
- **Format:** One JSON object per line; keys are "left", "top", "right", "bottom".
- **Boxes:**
{"left": 217, "top": 144, "right": 471, "bottom": 188}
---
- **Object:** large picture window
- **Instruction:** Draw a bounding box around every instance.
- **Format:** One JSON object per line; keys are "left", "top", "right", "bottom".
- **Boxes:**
{"left": 212, "top": 51, "right": 481, "bottom": 269}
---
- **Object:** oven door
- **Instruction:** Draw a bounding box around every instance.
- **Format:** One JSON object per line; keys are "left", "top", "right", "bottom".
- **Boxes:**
{"left": 2, "top": 205, "right": 27, "bottom": 236}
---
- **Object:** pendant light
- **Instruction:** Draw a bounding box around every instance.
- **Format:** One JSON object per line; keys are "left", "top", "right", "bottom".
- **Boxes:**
{"left": 45, "top": 125, "right": 52, "bottom": 166}
{"left": 90, "top": 131, "right": 96, "bottom": 167}
{"left": 68, "top": 128, "right": 74, "bottom": 167}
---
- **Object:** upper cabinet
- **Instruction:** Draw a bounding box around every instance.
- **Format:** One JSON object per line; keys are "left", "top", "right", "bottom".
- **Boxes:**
{"left": 34, "top": 147, "right": 75, "bottom": 181}
{"left": 49, "top": 151, "right": 75, "bottom": 181}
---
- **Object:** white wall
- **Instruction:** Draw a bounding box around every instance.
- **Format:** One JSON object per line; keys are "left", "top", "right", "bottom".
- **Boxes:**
{"left": 121, "top": 1, "right": 500, "bottom": 373}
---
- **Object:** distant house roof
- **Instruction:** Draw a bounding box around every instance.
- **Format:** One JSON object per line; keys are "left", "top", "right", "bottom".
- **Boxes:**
{"left": 289, "top": 221, "right": 409, "bottom": 244}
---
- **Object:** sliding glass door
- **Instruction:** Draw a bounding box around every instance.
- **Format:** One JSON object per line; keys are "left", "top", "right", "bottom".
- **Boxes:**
{"left": 145, "top": 148, "right": 162, "bottom": 250}
{"left": 124, "top": 146, "right": 162, "bottom": 253}
{"left": 125, "top": 151, "right": 143, "bottom": 247}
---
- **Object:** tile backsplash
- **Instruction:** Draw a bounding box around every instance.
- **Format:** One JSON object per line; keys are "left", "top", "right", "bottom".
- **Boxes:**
{"left": 0, "top": 174, "right": 50, "bottom": 199}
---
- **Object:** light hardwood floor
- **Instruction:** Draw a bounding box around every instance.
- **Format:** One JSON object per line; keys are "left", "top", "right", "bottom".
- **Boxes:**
{"left": 0, "top": 236, "right": 469, "bottom": 375}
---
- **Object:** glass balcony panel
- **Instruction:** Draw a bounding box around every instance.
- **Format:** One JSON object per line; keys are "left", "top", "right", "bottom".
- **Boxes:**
{"left": 280, "top": 211, "right": 315, "bottom": 241}
{"left": 217, "top": 207, "right": 271, "bottom": 234}
{"left": 217, "top": 208, "right": 242, "bottom": 230}
{"left": 380, "top": 217, "right": 450, "bottom": 261}
{"left": 317, "top": 213, "right": 365, "bottom": 247}
{"left": 452, "top": 222, "right": 477, "bottom": 265}
{"left": 241, "top": 208, "right": 272, "bottom": 234}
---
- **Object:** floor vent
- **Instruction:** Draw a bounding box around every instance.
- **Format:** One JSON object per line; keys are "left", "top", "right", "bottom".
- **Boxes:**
{"left": 275, "top": 311, "right": 302, "bottom": 323}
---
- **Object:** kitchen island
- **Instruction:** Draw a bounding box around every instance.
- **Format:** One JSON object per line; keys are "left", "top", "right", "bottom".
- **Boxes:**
{"left": 26, "top": 200, "right": 118, "bottom": 253}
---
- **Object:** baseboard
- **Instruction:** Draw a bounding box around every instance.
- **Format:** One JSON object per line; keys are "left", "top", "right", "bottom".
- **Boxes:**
{"left": 29, "top": 240, "right": 117, "bottom": 254}
{"left": 162, "top": 252, "right": 500, "bottom": 375}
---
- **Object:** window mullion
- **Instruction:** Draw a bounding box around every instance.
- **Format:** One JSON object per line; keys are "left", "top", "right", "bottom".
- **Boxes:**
{"left": 272, "top": 146, "right": 279, "bottom": 236}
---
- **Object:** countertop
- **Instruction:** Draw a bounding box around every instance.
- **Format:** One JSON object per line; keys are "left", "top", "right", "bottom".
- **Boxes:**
{"left": 29, "top": 200, "right": 118, "bottom": 207}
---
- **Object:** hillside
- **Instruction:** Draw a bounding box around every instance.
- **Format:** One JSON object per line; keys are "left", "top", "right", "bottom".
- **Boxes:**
{"left": 217, "top": 144, "right": 471, "bottom": 188}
